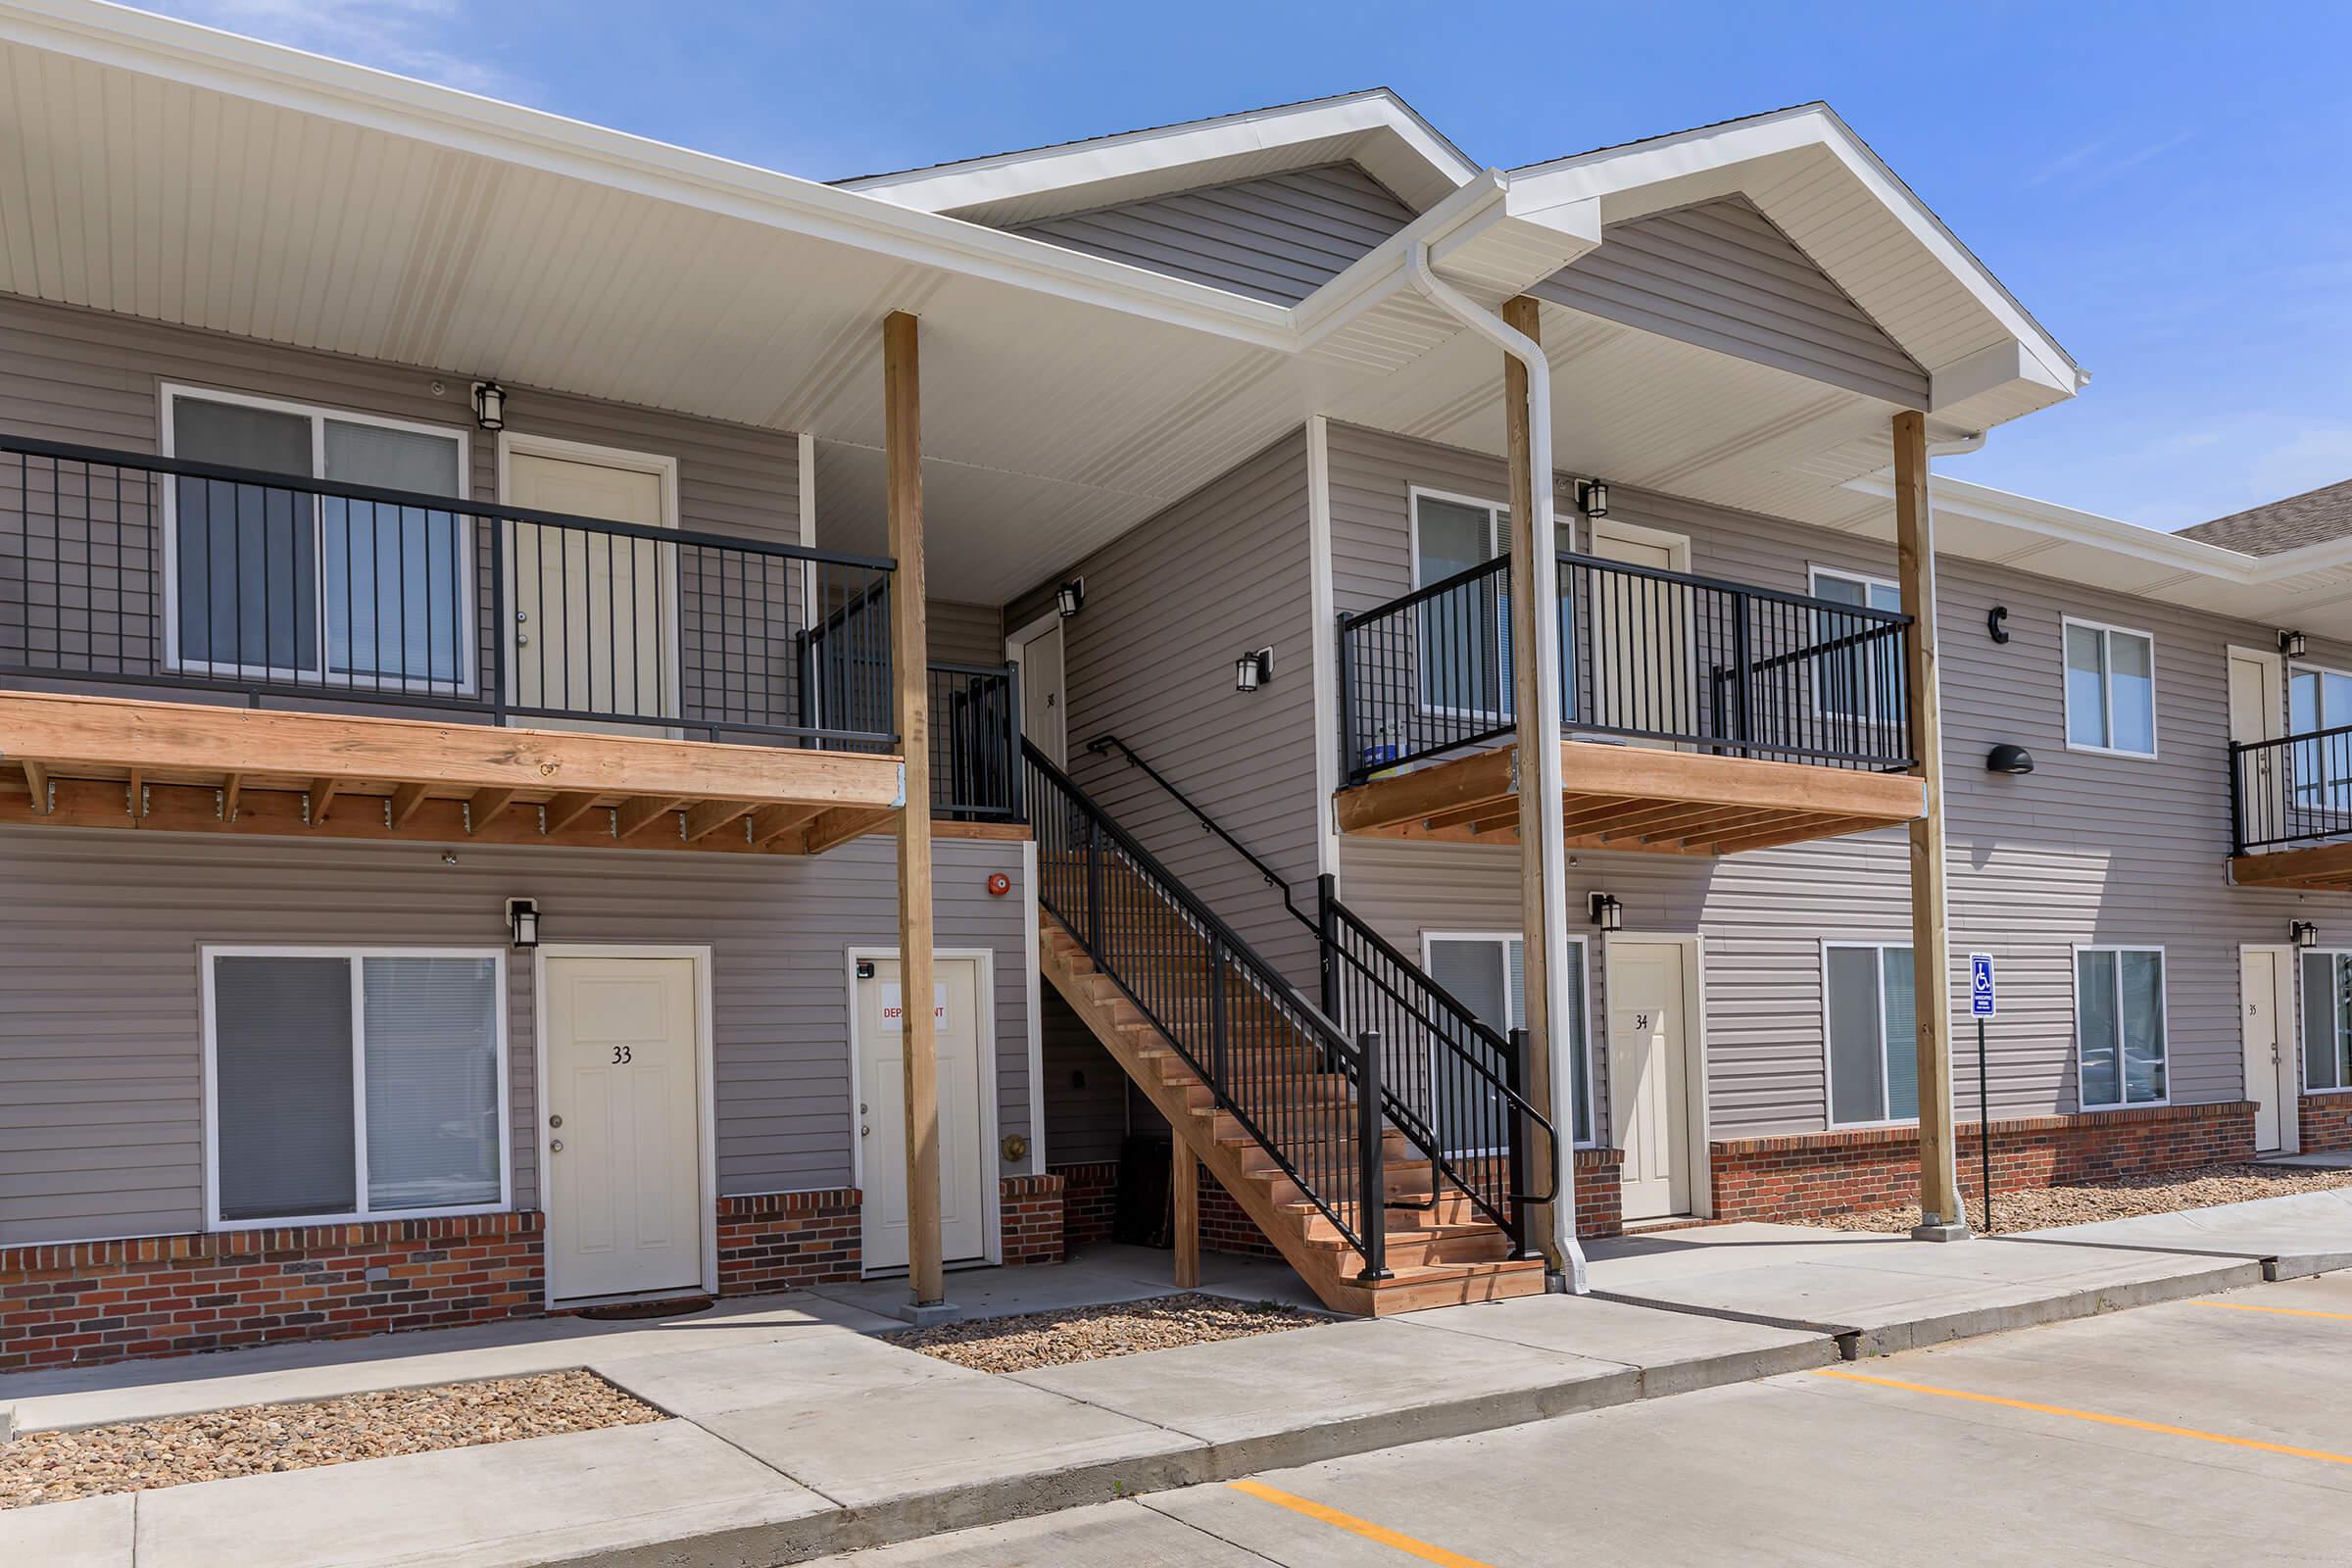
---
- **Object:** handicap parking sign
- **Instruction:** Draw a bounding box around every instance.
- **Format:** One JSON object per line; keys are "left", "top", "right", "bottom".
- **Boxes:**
{"left": 1969, "top": 953, "right": 1996, "bottom": 1018}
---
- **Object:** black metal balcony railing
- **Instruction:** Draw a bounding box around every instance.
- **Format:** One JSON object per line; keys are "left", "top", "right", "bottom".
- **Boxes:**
{"left": 2230, "top": 725, "right": 2352, "bottom": 855}
{"left": 1338, "top": 551, "right": 1917, "bottom": 785}
{"left": 1, "top": 434, "right": 898, "bottom": 752}
{"left": 928, "top": 662, "right": 1023, "bottom": 821}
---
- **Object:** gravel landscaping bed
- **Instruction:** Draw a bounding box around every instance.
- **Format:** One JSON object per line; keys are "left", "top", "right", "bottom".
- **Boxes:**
{"left": 0, "top": 1370, "right": 661, "bottom": 1510}
{"left": 1815, "top": 1161, "right": 2352, "bottom": 1235}
{"left": 881, "top": 1292, "right": 1318, "bottom": 1372}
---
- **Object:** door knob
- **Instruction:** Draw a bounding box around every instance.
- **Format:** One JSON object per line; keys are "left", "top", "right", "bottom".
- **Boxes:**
{"left": 549, "top": 1113, "right": 564, "bottom": 1129}
{"left": 860, "top": 1124, "right": 871, "bottom": 1137}
{"left": 550, "top": 1139, "right": 564, "bottom": 1153}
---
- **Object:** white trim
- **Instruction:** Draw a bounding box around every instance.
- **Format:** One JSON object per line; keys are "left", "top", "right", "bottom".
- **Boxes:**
{"left": 2070, "top": 943, "right": 2172, "bottom": 1111}
{"left": 844, "top": 947, "right": 1004, "bottom": 1272}
{"left": 532, "top": 943, "right": 719, "bottom": 1308}
{"left": 201, "top": 945, "right": 512, "bottom": 1233}
{"left": 495, "top": 430, "right": 684, "bottom": 729}
{"left": 1004, "top": 610, "right": 1067, "bottom": 768}
{"left": 1306, "top": 416, "right": 1343, "bottom": 882}
{"left": 2294, "top": 947, "right": 2352, "bottom": 1100}
{"left": 2059, "top": 615, "right": 2159, "bottom": 760}
{"left": 1418, "top": 928, "right": 1595, "bottom": 1149}
{"left": 1021, "top": 839, "right": 1047, "bottom": 1176}
{"left": 160, "top": 380, "right": 475, "bottom": 692}
{"left": 1599, "top": 931, "right": 1711, "bottom": 1220}
{"left": 1818, "top": 939, "right": 1920, "bottom": 1131}
{"left": 2245, "top": 943, "right": 2302, "bottom": 1155}
{"left": 2229, "top": 643, "right": 2287, "bottom": 742}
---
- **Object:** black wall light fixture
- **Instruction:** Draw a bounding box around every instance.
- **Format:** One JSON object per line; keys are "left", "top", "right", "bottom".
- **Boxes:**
{"left": 1589, "top": 891, "right": 1623, "bottom": 931}
{"left": 2293, "top": 919, "right": 2320, "bottom": 950}
{"left": 1576, "top": 478, "right": 1609, "bottom": 518}
{"left": 1987, "top": 606, "right": 2010, "bottom": 644}
{"left": 1986, "top": 744, "right": 2034, "bottom": 774}
{"left": 505, "top": 897, "right": 540, "bottom": 949}
{"left": 1055, "top": 579, "right": 1085, "bottom": 618}
{"left": 471, "top": 380, "right": 507, "bottom": 430}
{"left": 1235, "top": 647, "right": 1274, "bottom": 692}
{"left": 2280, "top": 628, "right": 2309, "bottom": 660}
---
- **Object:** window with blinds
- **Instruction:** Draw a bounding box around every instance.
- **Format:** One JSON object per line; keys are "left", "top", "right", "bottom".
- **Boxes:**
{"left": 208, "top": 950, "right": 506, "bottom": 1226}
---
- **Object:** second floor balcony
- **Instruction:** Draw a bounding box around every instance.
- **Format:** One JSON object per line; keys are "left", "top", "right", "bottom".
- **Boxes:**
{"left": 1334, "top": 550, "right": 1927, "bottom": 854}
{"left": 2230, "top": 726, "right": 2352, "bottom": 890}
{"left": 0, "top": 436, "right": 1021, "bottom": 853}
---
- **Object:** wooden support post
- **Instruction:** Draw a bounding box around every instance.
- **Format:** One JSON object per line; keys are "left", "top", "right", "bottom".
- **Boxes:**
{"left": 1171, "top": 1142, "right": 1200, "bottom": 1289}
{"left": 886, "top": 309, "right": 946, "bottom": 1309}
{"left": 1501, "top": 295, "right": 1564, "bottom": 1265}
{"left": 1894, "top": 409, "right": 1967, "bottom": 1239}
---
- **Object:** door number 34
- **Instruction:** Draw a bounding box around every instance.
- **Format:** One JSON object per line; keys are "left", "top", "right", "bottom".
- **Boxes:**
{"left": 611, "top": 1045, "right": 633, "bottom": 1065}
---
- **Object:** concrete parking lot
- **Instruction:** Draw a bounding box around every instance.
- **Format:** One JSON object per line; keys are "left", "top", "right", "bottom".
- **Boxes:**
{"left": 820, "top": 1269, "right": 2352, "bottom": 1567}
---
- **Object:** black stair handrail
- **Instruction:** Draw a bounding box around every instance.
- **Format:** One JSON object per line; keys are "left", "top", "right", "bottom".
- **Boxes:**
{"left": 1065, "top": 734, "right": 1557, "bottom": 1250}
{"left": 1024, "top": 739, "right": 1391, "bottom": 1278}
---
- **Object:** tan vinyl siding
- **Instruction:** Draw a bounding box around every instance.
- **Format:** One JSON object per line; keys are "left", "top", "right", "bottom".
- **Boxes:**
{"left": 1537, "top": 196, "right": 1929, "bottom": 409}
{"left": 1325, "top": 420, "right": 2352, "bottom": 1138}
{"left": 1006, "top": 164, "right": 1416, "bottom": 307}
{"left": 927, "top": 600, "right": 1004, "bottom": 667}
{"left": 0, "top": 829, "right": 1031, "bottom": 1248}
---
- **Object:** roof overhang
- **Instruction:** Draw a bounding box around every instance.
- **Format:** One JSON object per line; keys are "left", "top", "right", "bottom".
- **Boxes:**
{"left": 835, "top": 88, "right": 1481, "bottom": 223}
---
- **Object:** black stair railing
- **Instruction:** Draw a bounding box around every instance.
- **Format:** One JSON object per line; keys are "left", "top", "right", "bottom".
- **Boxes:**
{"left": 1025, "top": 740, "right": 1390, "bottom": 1278}
{"left": 1074, "top": 733, "right": 1558, "bottom": 1255}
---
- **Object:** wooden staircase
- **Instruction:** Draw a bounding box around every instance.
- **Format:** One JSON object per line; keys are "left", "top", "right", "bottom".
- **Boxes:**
{"left": 1039, "top": 920, "right": 1547, "bottom": 1315}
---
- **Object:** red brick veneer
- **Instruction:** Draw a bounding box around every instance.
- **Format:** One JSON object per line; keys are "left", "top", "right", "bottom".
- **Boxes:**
{"left": 0, "top": 1212, "right": 542, "bottom": 1374}
{"left": 1000, "top": 1173, "right": 1066, "bottom": 1265}
{"left": 1053, "top": 1160, "right": 1120, "bottom": 1252}
{"left": 2299, "top": 1096, "right": 2352, "bottom": 1153}
{"left": 1574, "top": 1146, "right": 1624, "bottom": 1240}
{"left": 715, "top": 1188, "right": 860, "bottom": 1296}
{"left": 1709, "top": 1101, "right": 2258, "bottom": 1223}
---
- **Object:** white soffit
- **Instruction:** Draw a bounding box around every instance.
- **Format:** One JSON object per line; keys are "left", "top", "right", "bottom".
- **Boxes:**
{"left": 837, "top": 89, "right": 1480, "bottom": 224}
{"left": 1506, "top": 105, "right": 2082, "bottom": 425}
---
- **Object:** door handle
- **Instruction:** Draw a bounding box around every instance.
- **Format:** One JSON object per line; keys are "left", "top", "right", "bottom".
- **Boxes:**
{"left": 550, "top": 1139, "right": 564, "bottom": 1153}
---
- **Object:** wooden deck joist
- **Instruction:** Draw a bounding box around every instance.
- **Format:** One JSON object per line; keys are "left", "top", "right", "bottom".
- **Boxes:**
{"left": 1333, "top": 739, "right": 1925, "bottom": 856}
{"left": 0, "top": 691, "right": 916, "bottom": 856}
{"left": 2231, "top": 842, "right": 2352, "bottom": 891}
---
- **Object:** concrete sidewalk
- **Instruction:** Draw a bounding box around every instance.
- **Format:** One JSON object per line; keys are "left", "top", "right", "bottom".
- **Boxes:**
{"left": 2013, "top": 1186, "right": 2352, "bottom": 1280}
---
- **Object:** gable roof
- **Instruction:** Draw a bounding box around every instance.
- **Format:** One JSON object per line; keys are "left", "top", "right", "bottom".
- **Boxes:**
{"left": 2178, "top": 478, "right": 2352, "bottom": 557}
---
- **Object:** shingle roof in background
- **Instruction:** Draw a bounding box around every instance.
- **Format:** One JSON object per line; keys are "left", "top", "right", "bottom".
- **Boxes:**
{"left": 2179, "top": 478, "right": 2352, "bottom": 557}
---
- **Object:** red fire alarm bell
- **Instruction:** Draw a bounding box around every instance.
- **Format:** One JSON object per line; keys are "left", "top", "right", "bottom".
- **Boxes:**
{"left": 986, "top": 872, "right": 1011, "bottom": 897}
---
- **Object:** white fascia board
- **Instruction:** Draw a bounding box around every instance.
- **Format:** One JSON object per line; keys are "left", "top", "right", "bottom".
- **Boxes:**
{"left": 1507, "top": 104, "right": 2082, "bottom": 400}
{"left": 1930, "top": 339, "right": 2075, "bottom": 412}
{"left": 1, "top": 0, "right": 1301, "bottom": 351}
{"left": 1292, "top": 173, "right": 1507, "bottom": 346}
{"left": 842, "top": 90, "right": 1480, "bottom": 216}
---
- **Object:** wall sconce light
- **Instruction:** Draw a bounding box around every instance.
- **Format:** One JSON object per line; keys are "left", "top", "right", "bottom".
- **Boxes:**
{"left": 471, "top": 380, "right": 507, "bottom": 431}
{"left": 1235, "top": 647, "right": 1274, "bottom": 693}
{"left": 1054, "top": 578, "right": 1085, "bottom": 618}
{"left": 1576, "top": 479, "right": 1610, "bottom": 518}
{"left": 2294, "top": 919, "right": 2320, "bottom": 950}
{"left": 505, "top": 897, "right": 540, "bottom": 950}
{"left": 2279, "top": 628, "right": 2309, "bottom": 660}
{"left": 1589, "top": 891, "right": 1623, "bottom": 932}
{"left": 1987, "top": 606, "right": 2011, "bottom": 644}
{"left": 1985, "top": 743, "right": 2035, "bottom": 775}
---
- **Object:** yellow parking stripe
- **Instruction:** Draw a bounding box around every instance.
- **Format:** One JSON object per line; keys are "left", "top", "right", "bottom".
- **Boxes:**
{"left": 2188, "top": 1298, "right": 2352, "bottom": 1323}
{"left": 1810, "top": 1368, "right": 2352, "bottom": 1467}
{"left": 1226, "top": 1479, "right": 1498, "bottom": 1567}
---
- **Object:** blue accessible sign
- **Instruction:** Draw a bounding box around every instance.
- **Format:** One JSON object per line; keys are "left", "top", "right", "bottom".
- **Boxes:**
{"left": 1969, "top": 953, "right": 1996, "bottom": 1018}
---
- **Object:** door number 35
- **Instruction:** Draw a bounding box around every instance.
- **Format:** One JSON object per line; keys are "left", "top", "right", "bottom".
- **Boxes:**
{"left": 611, "top": 1045, "right": 633, "bottom": 1065}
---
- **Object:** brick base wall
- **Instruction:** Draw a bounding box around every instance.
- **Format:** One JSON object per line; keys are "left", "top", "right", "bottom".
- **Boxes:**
{"left": 715, "top": 1189, "right": 860, "bottom": 1296}
{"left": 1710, "top": 1101, "right": 2258, "bottom": 1223}
{"left": 2300, "top": 1096, "right": 2352, "bottom": 1153}
{"left": 1574, "top": 1147, "right": 1623, "bottom": 1240}
{"left": 1000, "top": 1173, "right": 1066, "bottom": 1265}
{"left": 1199, "top": 1172, "right": 1283, "bottom": 1258}
{"left": 1054, "top": 1160, "right": 1119, "bottom": 1253}
{"left": 0, "top": 1212, "right": 543, "bottom": 1374}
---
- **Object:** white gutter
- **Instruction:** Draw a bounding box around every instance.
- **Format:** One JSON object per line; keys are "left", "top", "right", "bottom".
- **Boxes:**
{"left": 1403, "top": 242, "right": 1588, "bottom": 1295}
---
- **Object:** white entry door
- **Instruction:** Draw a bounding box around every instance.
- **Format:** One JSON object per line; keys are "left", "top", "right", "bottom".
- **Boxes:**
{"left": 543, "top": 956, "right": 705, "bottom": 1303}
{"left": 858, "top": 956, "right": 990, "bottom": 1271}
{"left": 2229, "top": 647, "right": 2285, "bottom": 847}
{"left": 505, "top": 442, "right": 676, "bottom": 726}
{"left": 2241, "top": 947, "right": 2296, "bottom": 1154}
{"left": 1588, "top": 519, "right": 1692, "bottom": 742}
{"left": 1608, "top": 941, "right": 1696, "bottom": 1220}
{"left": 1010, "top": 619, "right": 1066, "bottom": 768}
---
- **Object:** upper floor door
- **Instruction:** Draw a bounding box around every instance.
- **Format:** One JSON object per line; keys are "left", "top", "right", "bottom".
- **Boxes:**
{"left": 1587, "top": 517, "right": 1693, "bottom": 744}
{"left": 2229, "top": 645, "right": 2284, "bottom": 847}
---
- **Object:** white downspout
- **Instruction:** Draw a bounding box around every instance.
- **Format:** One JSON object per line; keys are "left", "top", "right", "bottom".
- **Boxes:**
{"left": 1405, "top": 241, "right": 1588, "bottom": 1294}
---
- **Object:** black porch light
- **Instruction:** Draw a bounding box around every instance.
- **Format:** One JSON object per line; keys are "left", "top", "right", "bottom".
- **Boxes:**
{"left": 2294, "top": 919, "right": 2320, "bottom": 950}
{"left": 1590, "top": 891, "right": 1623, "bottom": 932}
{"left": 1054, "top": 579, "right": 1085, "bottom": 618}
{"left": 471, "top": 380, "right": 508, "bottom": 431}
{"left": 1985, "top": 744, "right": 2035, "bottom": 775}
{"left": 1577, "top": 478, "right": 1610, "bottom": 518}
{"left": 2280, "top": 628, "right": 2309, "bottom": 660}
{"left": 1235, "top": 647, "right": 1273, "bottom": 693}
{"left": 506, "top": 897, "right": 540, "bottom": 950}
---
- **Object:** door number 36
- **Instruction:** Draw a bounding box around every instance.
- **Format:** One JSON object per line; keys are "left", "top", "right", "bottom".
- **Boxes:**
{"left": 611, "top": 1045, "right": 633, "bottom": 1065}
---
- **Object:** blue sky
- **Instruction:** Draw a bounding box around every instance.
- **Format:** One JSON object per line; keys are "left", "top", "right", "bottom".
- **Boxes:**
{"left": 146, "top": 1, "right": 2352, "bottom": 531}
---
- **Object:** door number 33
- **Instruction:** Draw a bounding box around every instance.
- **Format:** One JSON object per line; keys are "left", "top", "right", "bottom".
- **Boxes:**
{"left": 611, "top": 1045, "right": 633, "bottom": 1065}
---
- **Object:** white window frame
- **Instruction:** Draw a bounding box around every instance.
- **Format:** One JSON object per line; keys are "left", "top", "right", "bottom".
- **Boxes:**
{"left": 2296, "top": 947, "right": 2352, "bottom": 1098}
{"left": 160, "top": 382, "right": 476, "bottom": 695}
{"left": 1819, "top": 940, "right": 1919, "bottom": 1129}
{"left": 1407, "top": 485, "right": 1515, "bottom": 726}
{"left": 2060, "top": 615, "right": 2158, "bottom": 759}
{"left": 200, "top": 945, "right": 513, "bottom": 1232}
{"left": 1419, "top": 928, "right": 1595, "bottom": 1148}
{"left": 2071, "top": 943, "right": 2171, "bottom": 1110}
{"left": 2284, "top": 663, "right": 2352, "bottom": 811}
{"left": 1806, "top": 565, "right": 1904, "bottom": 726}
